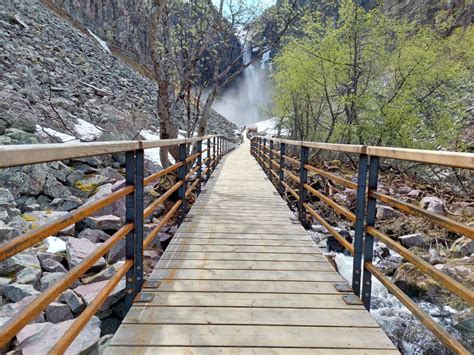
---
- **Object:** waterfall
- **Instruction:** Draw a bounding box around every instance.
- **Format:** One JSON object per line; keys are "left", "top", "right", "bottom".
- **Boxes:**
{"left": 212, "top": 31, "right": 272, "bottom": 126}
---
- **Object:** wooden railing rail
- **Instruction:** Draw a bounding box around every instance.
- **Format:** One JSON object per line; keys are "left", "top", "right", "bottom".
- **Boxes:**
{"left": 0, "top": 135, "right": 235, "bottom": 353}
{"left": 251, "top": 135, "right": 473, "bottom": 355}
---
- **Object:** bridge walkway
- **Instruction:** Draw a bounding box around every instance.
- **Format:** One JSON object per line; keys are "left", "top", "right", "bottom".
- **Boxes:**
{"left": 106, "top": 138, "right": 398, "bottom": 354}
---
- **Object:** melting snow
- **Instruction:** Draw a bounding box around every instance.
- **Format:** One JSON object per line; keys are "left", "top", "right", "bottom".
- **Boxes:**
{"left": 46, "top": 236, "right": 66, "bottom": 253}
{"left": 36, "top": 125, "right": 76, "bottom": 143}
{"left": 87, "top": 29, "right": 111, "bottom": 53}
{"left": 74, "top": 119, "right": 103, "bottom": 141}
{"left": 249, "top": 117, "right": 288, "bottom": 136}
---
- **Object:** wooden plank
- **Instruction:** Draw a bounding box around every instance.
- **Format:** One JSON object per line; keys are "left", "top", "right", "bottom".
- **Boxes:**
{"left": 177, "top": 225, "right": 307, "bottom": 234}
{"left": 166, "top": 245, "right": 320, "bottom": 254}
{"left": 159, "top": 252, "right": 326, "bottom": 261}
{"left": 174, "top": 232, "right": 312, "bottom": 241}
{"left": 154, "top": 259, "right": 333, "bottom": 271}
{"left": 149, "top": 269, "right": 343, "bottom": 282}
{"left": 123, "top": 307, "right": 379, "bottom": 327}
{"left": 108, "top": 324, "right": 397, "bottom": 349}
{"left": 170, "top": 237, "right": 316, "bottom": 246}
{"left": 105, "top": 347, "right": 399, "bottom": 354}
{"left": 136, "top": 291, "right": 363, "bottom": 309}
{"left": 142, "top": 280, "right": 342, "bottom": 294}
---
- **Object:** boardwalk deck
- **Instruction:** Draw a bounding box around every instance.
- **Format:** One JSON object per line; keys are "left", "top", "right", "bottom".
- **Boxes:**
{"left": 107, "top": 138, "right": 398, "bottom": 354}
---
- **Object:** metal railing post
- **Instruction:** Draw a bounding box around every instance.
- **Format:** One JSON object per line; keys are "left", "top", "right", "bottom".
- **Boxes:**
{"left": 362, "top": 156, "right": 380, "bottom": 309}
{"left": 178, "top": 142, "right": 187, "bottom": 224}
{"left": 212, "top": 137, "right": 216, "bottom": 172}
{"left": 279, "top": 142, "right": 285, "bottom": 194}
{"left": 207, "top": 138, "right": 211, "bottom": 181}
{"left": 299, "top": 146, "right": 309, "bottom": 226}
{"left": 352, "top": 153, "right": 368, "bottom": 297}
{"left": 125, "top": 150, "right": 135, "bottom": 305}
{"left": 133, "top": 148, "right": 144, "bottom": 294}
{"left": 196, "top": 139, "right": 202, "bottom": 196}
{"left": 269, "top": 139, "right": 274, "bottom": 179}
{"left": 263, "top": 138, "right": 267, "bottom": 173}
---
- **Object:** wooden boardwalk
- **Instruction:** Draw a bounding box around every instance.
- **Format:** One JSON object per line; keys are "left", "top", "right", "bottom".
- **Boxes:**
{"left": 107, "top": 138, "right": 398, "bottom": 354}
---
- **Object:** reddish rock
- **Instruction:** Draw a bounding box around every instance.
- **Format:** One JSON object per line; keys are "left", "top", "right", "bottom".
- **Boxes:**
{"left": 66, "top": 238, "right": 106, "bottom": 270}
{"left": 74, "top": 279, "right": 125, "bottom": 311}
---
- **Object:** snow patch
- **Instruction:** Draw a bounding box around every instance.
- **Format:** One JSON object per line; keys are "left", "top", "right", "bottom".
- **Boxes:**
{"left": 87, "top": 29, "right": 110, "bottom": 53}
{"left": 141, "top": 130, "right": 175, "bottom": 165}
{"left": 46, "top": 236, "right": 66, "bottom": 253}
{"left": 74, "top": 119, "right": 103, "bottom": 141}
{"left": 249, "top": 117, "right": 288, "bottom": 136}
{"left": 36, "top": 125, "right": 76, "bottom": 143}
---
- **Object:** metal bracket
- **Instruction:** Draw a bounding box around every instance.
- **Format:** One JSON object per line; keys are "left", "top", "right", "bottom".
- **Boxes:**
{"left": 334, "top": 283, "right": 353, "bottom": 292}
{"left": 135, "top": 292, "right": 154, "bottom": 303}
{"left": 342, "top": 295, "right": 363, "bottom": 305}
{"left": 144, "top": 280, "right": 159, "bottom": 288}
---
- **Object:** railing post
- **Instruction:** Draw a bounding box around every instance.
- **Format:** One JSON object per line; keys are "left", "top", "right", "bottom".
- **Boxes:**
{"left": 279, "top": 142, "right": 285, "bottom": 195}
{"left": 269, "top": 139, "right": 274, "bottom": 179}
{"left": 178, "top": 142, "right": 187, "bottom": 224}
{"left": 299, "top": 145, "right": 309, "bottom": 226}
{"left": 196, "top": 139, "right": 202, "bottom": 196}
{"left": 352, "top": 153, "right": 368, "bottom": 297}
{"left": 125, "top": 150, "right": 135, "bottom": 305}
{"left": 263, "top": 138, "right": 267, "bottom": 173}
{"left": 258, "top": 137, "right": 262, "bottom": 163}
{"left": 212, "top": 136, "right": 216, "bottom": 172}
{"left": 362, "top": 156, "right": 379, "bottom": 309}
{"left": 207, "top": 138, "right": 211, "bottom": 181}
{"left": 133, "top": 148, "right": 144, "bottom": 295}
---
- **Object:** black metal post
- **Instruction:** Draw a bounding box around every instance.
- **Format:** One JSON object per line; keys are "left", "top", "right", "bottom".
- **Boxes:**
{"left": 362, "top": 156, "right": 379, "bottom": 309}
{"left": 125, "top": 150, "right": 135, "bottom": 305}
{"left": 269, "top": 139, "right": 274, "bottom": 179}
{"left": 178, "top": 142, "right": 187, "bottom": 224}
{"left": 212, "top": 137, "right": 216, "bottom": 172}
{"left": 196, "top": 139, "right": 202, "bottom": 196}
{"left": 299, "top": 146, "right": 309, "bottom": 226}
{"left": 279, "top": 142, "right": 285, "bottom": 195}
{"left": 207, "top": 138, "right": 211, "bottom": 181}
{"left": 134, "top": 148, "right": 144, "bottom": 294}
{"left": 352, "top": 153, "right": 368, "bottom": 297}
{"left": 263, "top": 138, "right": 267, "bottom": 173}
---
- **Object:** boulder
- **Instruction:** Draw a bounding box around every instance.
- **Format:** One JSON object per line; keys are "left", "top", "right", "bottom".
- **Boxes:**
{"left": 42, "top": 175, "right": 72, "bottom": 199}
{"left": 451, "top": 309, "right": 474, "bottom": 334}
{"left": 393, "top": 263, "right": 441, "bottom": 299}
{"left": 0, "top": 164, "right": 47, "bottom": 198}
{"left": 16, "top": 267, "right": 42, "bottom": 285}
{"left": 45, "top": 302, "right": 74, "bottom": 323}
{"left": 327, "top": 230, "right": 352, "bottom": 254}
{"left": 85, "top": 184, "right": 125, "bottom": 218}
{"left": 59, "top": 289, "right": 85, "bottom": 313}
{"left": 450, "top": 236, "right": 474, "bottom": 257}
{"left": 398, "top": 233, "right": 424, "bottom": 248}
{"left": 376, "top": 205, "right": 402, "bottom": 219}
{"left": 66, "top": 238, "right": 106, "bottom": 270}
{"left": 419, "top": 196, "right": 444, "bottom": 214}
{"left": 82, "top": 261, "right": 124, "bottom": 284}
{"left": 0, "top": 188, "right": 15, "bottom": 207}
{"left": 49, "top": 196, "right": 82, "bottom": 211}
{"left": 77, "top": 228, "right": 110, "bottom": 243}
{"left": 0, "top": 220, "right": 18, "bottom": 241}
{"left": 37, "top": 252, "right": 63, "bottom": 266}
{"left": 40, "top": 272, "right": 79, "bottom": 291}
{"left": 0, "top": 276, "right": 11, "bottom": 300}
{"left": 74, "top": 279, "right": 125, "bottom": 311}
{"left": 0, "top": 295, "right": 45, "bottom": 323}
{"left": 21, "top": 211, "right": 75, "bottom": 236}
{"left": 407, "top": 189, "right": 421, "bottom": 198}
{"left": 66, "top": 170, "right": 86, "bottom": 187}
{"left": 41, "top": 258, "right": 68, "bottom": 273}
{"left": 435, "top": 264, "right": 472, "bottom": 282}
{"left": 84, "top": 215, "right": 121, "bottom": 230}
{"left": 16, "top": 316, "right": 101, "bottom": 354}
{"left": 107, "top": 239, "right": 125, "bottom": 263}
{"left": 0, "top": 252, "right": 40, "bottom": 276}
{"left": 3, "top": 283, "right": 40, "bottom": 302}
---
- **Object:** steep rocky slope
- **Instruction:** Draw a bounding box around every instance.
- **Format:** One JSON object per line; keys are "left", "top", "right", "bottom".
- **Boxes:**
{"left": 0, "top": 0, "right": 237, "bottom": 142}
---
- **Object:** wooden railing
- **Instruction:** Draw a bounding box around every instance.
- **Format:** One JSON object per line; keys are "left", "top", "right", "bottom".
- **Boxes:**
{"left": 251, "top": 136, "right": 473, "bottom": 355}
{"left": 0, "top": 135, "right": 235, "bottom": 353}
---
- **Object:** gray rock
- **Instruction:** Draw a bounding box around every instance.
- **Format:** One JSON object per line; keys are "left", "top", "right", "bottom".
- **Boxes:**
{"left": 452, "top": 309, "right": 474, "bottom": 333}
{"left": 45, "top": 302, "right": 74, "bottom": 323}
{"left": 59, "top": 289, "right": 85, "bottom": 313}
{"left": 0, "top": 164, "right": 47, "bottom": 198}
{"left": 16, "top": 266, "right": 42, "bottom": 285}
{"left": 419, "top": 196, "right": 444, "bottom": 214}
{"left": 37, "top": 251, "right": 63, "bottom": 266}
{"left": 376, "top": 205, "right": 402, "bottom": 219}
{"left": 40, "top": 272, "right": 78, "bottom": 291}
{"left": 407, "top": 189, "right": 421, "bottom": 198}
{"left": 3, "top": 283, "right": 40, "bottom": 302}
{"left": 66, "top": 237, "right": 106, "bottom": 270}
{"left": 398, "top": 233, "right": 424, "bottom": 248}
{"left": 41, "top": 258, "right": 68, "bottom": 273}
{"left": 450, "top": 236, "right": 474, "bottom": 257}
{"left": 7, "top": 215, "right": 29, "bottom": 234}
{"left": 0, "top": 295, "right": 45, "bottom": 323}
{"left": 0, "top": 188, "right": 15, "bottom": 206}
{"left": 22, "top": 210, "right": 75, "bottom": 236}
{"left": 0, "top": 276, "right": 11, "bottom": 299}
{"left": 85, "top": 215, "right": 121, "bottom": 230}
{"left": 3, "top": 128, "right": 38, "bottom": 144}
{"left": 0, "top": 220, "right": 18, "bottom": 241}
{"left": 0, "top": 252, "right": 40, "bottom": 276}
{"left": 16, "top": 316, "right": 101, "bottom": 354}
{"left": 78, "top": 228, "right": 110, "bottom": 243}
{"left": 85, "top": 184, "right": 125, "bottom": 218}
{"left": 107, "top": 239, "right": 125, "bottom": 263}
{"left": 42, "top": 175, "right": 72, "bottom": 199}
{"left": 49, "top": 196, "right": 82, "bottom": 211}
{"left": 66, "top": 170, "right": 86, "bottom": 187}
{"left": 74, "top": 279, "right": 125, "bottom": 311}
{"left": 82, "top": 261, "right": 124, "bottom": 284}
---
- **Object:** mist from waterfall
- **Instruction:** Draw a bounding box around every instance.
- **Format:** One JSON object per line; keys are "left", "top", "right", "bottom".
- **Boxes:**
{"left": 212, "top": 32, "right": 272, "bottom": 127}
